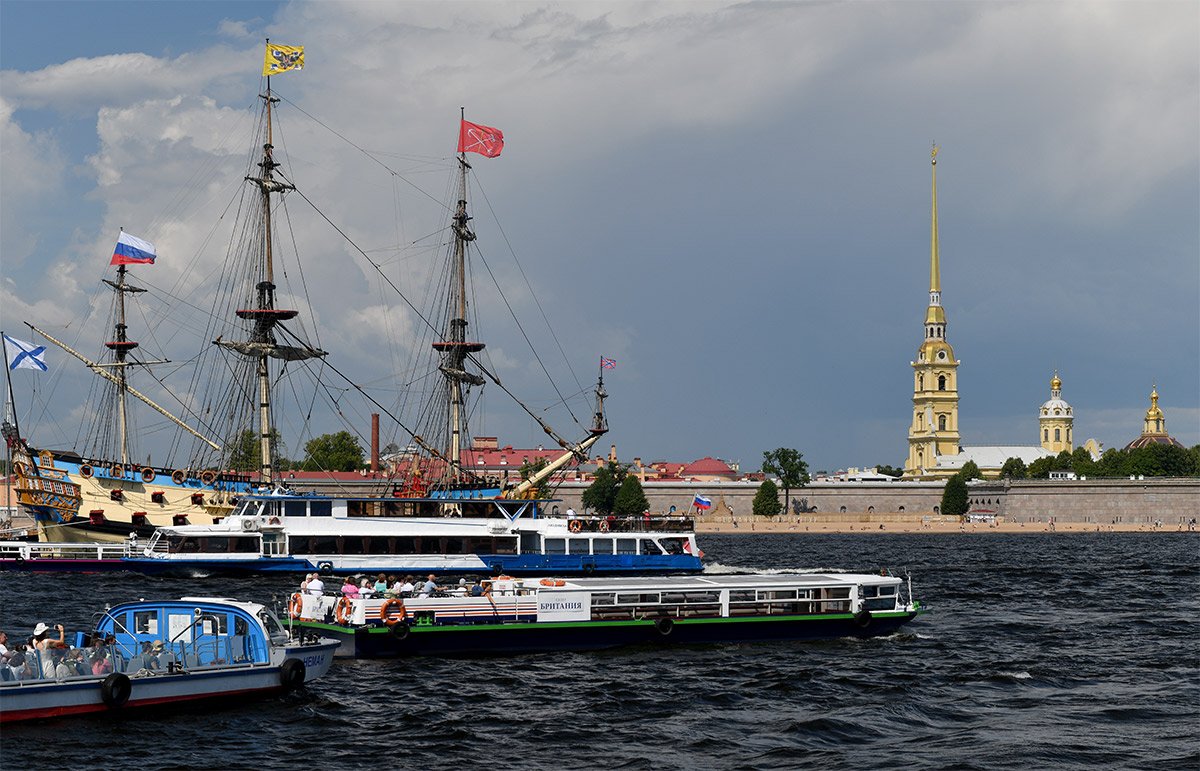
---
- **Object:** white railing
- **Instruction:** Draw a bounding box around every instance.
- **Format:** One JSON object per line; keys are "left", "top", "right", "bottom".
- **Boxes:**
{"left": 0, "top": 541, "right": 132, "bottom": 560}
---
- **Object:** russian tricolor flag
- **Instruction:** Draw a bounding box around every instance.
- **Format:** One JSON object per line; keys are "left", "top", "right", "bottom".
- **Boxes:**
{"left": 111, "top": 232, "right": 157, "bottom": 265}
{"left": 693, "top": 494, "right": 712, "bottom": 510}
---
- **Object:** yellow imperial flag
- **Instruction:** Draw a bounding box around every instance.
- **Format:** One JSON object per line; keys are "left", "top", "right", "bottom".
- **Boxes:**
{"left": 263, "top": 44, "right": 304, "bottom": 76}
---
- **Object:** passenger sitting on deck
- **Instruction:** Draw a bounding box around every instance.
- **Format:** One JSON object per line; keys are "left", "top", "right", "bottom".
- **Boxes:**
{"left": 341, "top": 577, "right": 359, "bottom": 598}
{"left": 374, "top": 574, "right": 388, "bottom": 594}
{"left": 307, "top": 572, "right": 325, "bottom": 597}
{"left": 455, "top": 578, "right": 469, "bottom": 596}
{"left": 401, "top": 576, "right": 415, "bottom": 597}
{"left": 358, "top": 578, "right": 375, "bottom": 599}
{"left": 470, "top": 579, "right": 485, "bottom": 597}
{"left": 152, "top": 640, "right": 175, "bottom": 669}
{"left": 52, "top": 648, "right": 75, "bottom": 679}
{"left": 91, "top": 649, "right": 112, "bottom": 676}
{"left": 419, "top": 574, "right": 438, "bottom": 597}
{"left": 8, "top": 650, "right": 29, "bottom": 680}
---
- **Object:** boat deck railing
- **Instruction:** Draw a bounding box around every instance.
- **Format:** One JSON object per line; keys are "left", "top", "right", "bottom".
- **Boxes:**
{"left": 0, "top": 541, "right": 134, "bottom": 561}
{"left": 568, "top": 516, "right": 695, "bottom": 534}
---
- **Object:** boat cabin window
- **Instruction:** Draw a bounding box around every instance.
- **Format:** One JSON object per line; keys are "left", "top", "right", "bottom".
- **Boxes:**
{"left": 167, "top": 536, "right": 259, "bottom": 554}
{"left": 347, "top": 500, "right": 375, "bottom": 517}
{"left": 568, "top": 538, "right": 590, "bottom": 555}
{"left": 659, "top": 537, "right": 687, "bottom": 555}
{"left": 544, "top": 538, "right": 566, "bottom": 555}
{"left": 592, "top": 593, "right": 616, "bottom": 606}
{"left": 592, "top": 538, "right": 614, "bottom": 555}
{"left": 729, "top": 590, "right": 756, "bottom": 603}
{"left": 309, "top": 500, "right": 332, "bottom": 517}
{"left": 681, "top": 591, "right": 721, "bottom": 603}
{"left": 615, "top": 538, "right": 637, "bottom": 555}
{"left": 640, "top": 539, "right": 663, "bottom": 555}
{"left": 617, "top": 593, "right": 660, "bottom": 604}
{"left": 168, "top": 611, "right": 196, "bottom": 643}
{"left": 284, "top": 500, "right": 307, "bottom": 517}
{"left": 133, "top": 610, "right": 158, "bottom": 635}
{"left": 233, "top": 499, "right": 263, "bottom": 517}
{"left": 289, "top": 535, "right": 517, "bottom": 556}
{"left": 759, "top": 590, "right": 797, "bottom": 600}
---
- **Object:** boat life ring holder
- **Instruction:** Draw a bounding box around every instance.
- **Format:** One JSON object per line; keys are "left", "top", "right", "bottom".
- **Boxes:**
{"left": 288, "top": 592, "right": 304, "bottom": 620}
{"left": 79, "top": 463, "right": 94, "bottom": 479}
{"left": 171, "top": 469, "right": 187, "bottom": 485}
{"left": 200, "top": 470, "right": 217, "bottom": 486}
{"left": 598, "top": 519, "right": 611, "bottom": 533}
{"left": 568, "top": 519, "right": 583, "bottom": 533}
{"left": 110, "top": 464, "right": 125, "bottom": 479}
{"left": 334, "top": 596, "right": 355, "bottom": 625}
{"left": 140, "top": 468, "right": 156, "bottom": 483}
{"left": 539, "top": 578, "right": 566, "bottom": 587}
{"left": 379, "top": 598, "right": 407, "bottom": 626}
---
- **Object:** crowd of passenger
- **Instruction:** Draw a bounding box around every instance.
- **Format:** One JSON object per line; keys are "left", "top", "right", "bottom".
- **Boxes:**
{"left": 299, "top": 572, "right": 489, "bottom": 600}
{"left": 0, "top": 623, "right": 168, "bottom": 682}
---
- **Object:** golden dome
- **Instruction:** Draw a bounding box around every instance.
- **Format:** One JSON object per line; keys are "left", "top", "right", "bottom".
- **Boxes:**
{"left": 1050, "top": 371, "right": 1061, "bottom": 391}
{"left": 1145, "top": 385, "right": 1163, "bottom": 420}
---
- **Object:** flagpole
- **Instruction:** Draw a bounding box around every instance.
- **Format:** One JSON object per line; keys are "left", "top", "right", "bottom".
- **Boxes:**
{"left": 2, "top": 330, "right": 24, "bottom": 527}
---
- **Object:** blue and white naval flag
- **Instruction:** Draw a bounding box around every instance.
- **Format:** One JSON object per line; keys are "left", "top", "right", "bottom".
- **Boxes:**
{"left": 3, "top": 334, "right": 48, "bottom": 372}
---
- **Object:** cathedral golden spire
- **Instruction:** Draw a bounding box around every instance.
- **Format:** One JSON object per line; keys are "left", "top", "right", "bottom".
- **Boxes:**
{"left": 930, "top": 144, "right": 940, "bottom": 295}
{"left": 924, "top": 144, "right": 945, "bottom": 329}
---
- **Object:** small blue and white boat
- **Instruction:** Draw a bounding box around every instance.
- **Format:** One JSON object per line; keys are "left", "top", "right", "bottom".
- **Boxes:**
{"left": 0, "top": 597, "right": 338, "bottom": 723}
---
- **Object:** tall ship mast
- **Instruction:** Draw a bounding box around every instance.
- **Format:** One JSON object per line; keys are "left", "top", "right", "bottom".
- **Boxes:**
{"left": 213, "top": 73, "right": 326, "bottom": 487}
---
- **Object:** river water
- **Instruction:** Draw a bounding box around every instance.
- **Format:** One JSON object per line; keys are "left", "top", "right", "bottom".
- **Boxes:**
{"left": 3, "top": 532, "right": 1197, "bottom": 770}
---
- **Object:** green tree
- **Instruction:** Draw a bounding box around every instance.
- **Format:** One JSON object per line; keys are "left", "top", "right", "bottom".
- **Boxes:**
{"left": 941, "top": 475, "right": 969, "bottom": 517}
{"left": 761, "top": 448, "right": 810, "bottom": 516}
{"left": 999, "top": 457, "right": 1027, "bottom": 479}
{"left": 300, "top": 430, "right": 365, "bottom": 472}
{"left": 875, "top": 464, "right": 904, "bottom": 478}
{"left": 518, "top": 457, "right": 551, "bottom": 499}
{"left": 613, "top": 474, "right": 650, "bottom": 516}
{"left": 752, "top": 479, "right": 782, "bottom": 516}
{"left": 228, "top": 428, "right": 289, "bottom": 472}
{"left": 582, "top": 461, "right": 627, "bottom": 515}
{"left": 1070, "top": 446, "right": 1096, "bottom": 477}
{"left": 1027, "top": 455, "right": 1055, "bottom": 479}
{"left": 959, "top": 460, "right": 982, "bottom": 481}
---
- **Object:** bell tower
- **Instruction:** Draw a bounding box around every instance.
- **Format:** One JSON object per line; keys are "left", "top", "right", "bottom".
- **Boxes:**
{"left": 1039, "top": 371, "right": 1073, "bottom": 453}
{"left": 905, "top": 145, "right": 961, "bottom": 479}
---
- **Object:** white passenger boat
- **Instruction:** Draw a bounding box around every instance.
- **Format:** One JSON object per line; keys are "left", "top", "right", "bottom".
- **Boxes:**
{"left": 287, "top": 571, "right": 922, "bottom": 657}
{"left": 0, "top": 597, "right": 338, "bottom": 722}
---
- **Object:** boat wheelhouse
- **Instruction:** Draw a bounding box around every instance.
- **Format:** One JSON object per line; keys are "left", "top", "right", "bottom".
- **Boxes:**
{"left": 129, "top": 489, "right": 703, "bottom": 576}
{"left": 0, "top": 597, "right": 337, "bottom": 723}
{"left": 289, "top": 572, "right": 921, "bottom": 658}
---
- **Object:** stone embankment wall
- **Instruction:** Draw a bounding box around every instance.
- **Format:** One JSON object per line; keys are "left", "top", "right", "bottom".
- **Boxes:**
{"left": 554, "top": 478, "right": 1200, "bottom": 525}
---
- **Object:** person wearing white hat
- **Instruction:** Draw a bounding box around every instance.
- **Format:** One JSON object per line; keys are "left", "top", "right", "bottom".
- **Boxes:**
{"left": 32, "top": 621, "right": 64, "bottom": 679}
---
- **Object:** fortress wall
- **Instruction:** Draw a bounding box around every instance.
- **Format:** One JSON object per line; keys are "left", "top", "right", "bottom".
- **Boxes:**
{"left": 557, "top": 478, "right": 1199, "bottom": 524}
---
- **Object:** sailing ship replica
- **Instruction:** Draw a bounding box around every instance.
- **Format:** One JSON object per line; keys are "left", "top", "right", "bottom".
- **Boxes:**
{"left": 6, "top": 45, "right": 703, "bottom": 572}
{"left": 5, "top": 236, "right": 249, "bottom": 543}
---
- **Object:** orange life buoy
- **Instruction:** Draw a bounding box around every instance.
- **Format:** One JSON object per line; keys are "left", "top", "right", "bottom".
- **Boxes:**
{"left": 200, "top": 470, "right": 217, "bottom": 485}
{"left": 110, "top": 464, "right": 124, "bottom": 478}
{"left": 539, "top": 578, "right": 566, "bottom": 587}
{"left": 12, "top": 461, "right": 27, "bottom": 477}
{"left": 171, "top": 469, "right": 186, "bottom": 485}
{"left": 379, "top": 598, "right": 407, "bottom": 626}
{"left": 79, "top": 463, "right": 93, "bottom": 478}
{"left": 334, "top": 596, "right": 354, "bottom": 625}
{"left": 568, "top": 519, "right": 583, "bottom": 533}
{"left": 598, "top": 519, "right": 611, "bottom": 533}
{"left": 141, "top": 468, "right": 156, "bottom": 483}
{"left": 288, "top": 592, "right": 304, "bottom": 620}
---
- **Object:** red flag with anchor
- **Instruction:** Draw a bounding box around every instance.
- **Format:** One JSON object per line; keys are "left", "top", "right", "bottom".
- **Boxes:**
{"left": 458, "top": 120, "right": 504, "bottom": 158}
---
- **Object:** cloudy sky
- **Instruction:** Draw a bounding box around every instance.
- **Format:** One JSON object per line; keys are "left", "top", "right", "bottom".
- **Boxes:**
{"left": 1, "top": 0, "right": 1197, "bottom": 474}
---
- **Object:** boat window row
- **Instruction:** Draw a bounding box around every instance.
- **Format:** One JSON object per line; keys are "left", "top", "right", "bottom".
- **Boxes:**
{"left": 289, "top": 535, "right": 519, "bottom": 556}
{"left": 543, "top": 537, "right": 688, "bottom": 556}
